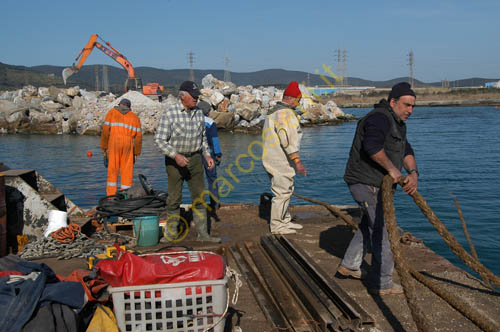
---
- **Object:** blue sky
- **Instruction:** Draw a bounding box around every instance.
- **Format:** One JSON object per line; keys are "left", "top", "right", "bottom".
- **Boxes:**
{"left": 1, "top": 0, "right": 499, "bottom": 82}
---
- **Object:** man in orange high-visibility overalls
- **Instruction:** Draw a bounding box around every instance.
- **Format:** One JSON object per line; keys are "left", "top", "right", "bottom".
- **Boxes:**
{"left": 100, "top": 98, "right": 142, "bottom": 196}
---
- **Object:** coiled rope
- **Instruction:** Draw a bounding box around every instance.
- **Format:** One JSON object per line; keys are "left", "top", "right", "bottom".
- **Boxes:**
{"left": 50, "top": 224, "right": 82, "bottom": 243}
{"left": 96, "top": 191, "right": 167, "bottom": 219}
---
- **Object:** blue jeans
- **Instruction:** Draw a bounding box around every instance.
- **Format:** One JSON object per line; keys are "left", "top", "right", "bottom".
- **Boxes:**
{"left": 341, "top": 183, "right": 394, "bottom": 290}
{"left": 201, "top": 155, "right": 220, "bottom": 208}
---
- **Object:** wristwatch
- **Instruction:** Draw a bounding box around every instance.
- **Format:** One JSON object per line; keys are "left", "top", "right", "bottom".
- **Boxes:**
{"left": 408, "top": 169, "right": 419, "bottom": 177}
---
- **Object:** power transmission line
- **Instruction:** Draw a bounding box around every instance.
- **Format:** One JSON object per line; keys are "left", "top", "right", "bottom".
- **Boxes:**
{"left": 334, "top": 48, "right": 348, "bottom": 87}
{"left": 95, "top": 66, "right": 100, "bottom": 91}
{"left": 343, "top": 49, "right": 348, "bottom": 87}
{"left": 334, "top": 48, "right": 342, "bottom": 87}
{"left": 224, "top": 56, "right": 231, "bottom": 82}
{"left": 102, "top": 65, "right": 109, "bottom": 92}
{"left": 188, "top": 51, "right": 195, "bottom": 81}
{"left": 408, "top": 50, "right": 414, "bottom": 87}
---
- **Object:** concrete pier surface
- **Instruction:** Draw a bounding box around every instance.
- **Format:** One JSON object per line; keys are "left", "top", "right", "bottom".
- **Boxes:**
{"left": 35, "top": 203, "right": 500, "bottom": 332}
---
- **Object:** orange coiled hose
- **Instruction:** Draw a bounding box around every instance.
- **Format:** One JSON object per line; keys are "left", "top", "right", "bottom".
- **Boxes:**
{"left": 50, "top": 224, "right": 82, "bottom": 243}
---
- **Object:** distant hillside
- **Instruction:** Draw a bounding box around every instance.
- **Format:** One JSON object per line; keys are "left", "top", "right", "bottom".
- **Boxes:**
{"left": 1, "top": 61, "right": 498, "bottom": 94}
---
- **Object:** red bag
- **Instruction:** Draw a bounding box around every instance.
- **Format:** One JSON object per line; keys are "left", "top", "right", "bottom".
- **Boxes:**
{"left": 96, "top": 248, "right": 225, "bottom": 287}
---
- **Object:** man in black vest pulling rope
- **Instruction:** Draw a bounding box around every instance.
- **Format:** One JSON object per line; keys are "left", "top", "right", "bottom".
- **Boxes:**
{"left": 337, "top": 82, "right": 419, "bottom": 295}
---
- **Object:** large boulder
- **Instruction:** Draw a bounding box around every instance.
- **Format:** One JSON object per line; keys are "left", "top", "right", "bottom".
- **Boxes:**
{"left": 209, "top": 111, "right": 234, "bottom": 129}
{"left": 239, "top": 93, "right": 256, "bottom": 104}
{"left": 202, "top": 74, "right": 216, "bottom": 89}
{"left": 217, "top": 98, "right": 230, "bottom": 113}
{"left": 29, "top": 122, "right": 60, "bottom": 134}
{"left": 229, "top": 94, "right": 240, "bottom": 104}
{"left": 200, "top": 88, "right": 213, "bottom": 97}
{"left": 22, "top": 85, "right": 38, "bottom": 97}
{"left": 72, "top": 95, "right": 84, "bottom": 110}
{"left": 209, "top": 91, "right": 225, "bottom": 107}
{"left": 65, "top": 87, "right": 80, "bottom": 97}
{"left": 29, "top": 110, "right": 53, "bottom": 124}
{"left": 48, "top": 86, "right": 60, "bottom": 101}
{"left": 57, "top": 92, "right": 72, "bottom": 107}
{"left": 301, "top": 106, "right": 324, "bottom": 121}
{"left": 234, "top": 102, "right": 260, "bottom": 121}
{"left": 0, "top": 90, "right": 18, "bottom": 101}
{"left": 0, "top": 100, "right": 27, "bottom": 116}
{"left": 219, "top": 82, "right": 237, "bottom": 96}
{"left": 40, "top": 100, "right": 64, "bottom": 113}
{"left": 38, "top": 87, "right": 51, "bottom": 98}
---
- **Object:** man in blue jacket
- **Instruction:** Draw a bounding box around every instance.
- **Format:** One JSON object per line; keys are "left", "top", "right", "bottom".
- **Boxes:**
{"left": 198, "top": 101, "right": 222, "bottom": 219}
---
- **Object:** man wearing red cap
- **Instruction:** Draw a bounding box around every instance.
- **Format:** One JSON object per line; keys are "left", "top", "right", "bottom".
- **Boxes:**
{"left": 262, "top": 81, "right": 307, "bottom": 235}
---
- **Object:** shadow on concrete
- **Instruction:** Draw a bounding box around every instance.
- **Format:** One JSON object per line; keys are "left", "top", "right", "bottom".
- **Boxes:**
{"left": 366, "top": 290, "right": 407, "bottom": 332}
{"left": 421, "top": 271, "right": 500, "bottom": 297}
{"left": 319, "top": 225, "right": 357, "bottom": 259}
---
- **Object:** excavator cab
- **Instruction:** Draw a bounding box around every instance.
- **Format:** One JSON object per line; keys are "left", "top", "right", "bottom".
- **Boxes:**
{"left": 124, "top": 77, "right": 143, "bottom": 92}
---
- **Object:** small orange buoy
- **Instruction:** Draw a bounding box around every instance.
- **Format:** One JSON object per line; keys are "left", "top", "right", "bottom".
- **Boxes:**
{"left": 87, "top": 151, "right": 93, "bottom": 157}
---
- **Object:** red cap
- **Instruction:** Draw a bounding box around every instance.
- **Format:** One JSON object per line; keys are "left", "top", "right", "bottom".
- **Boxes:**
{"left": 284, "top": 81, "right": 302, "bottom": 98}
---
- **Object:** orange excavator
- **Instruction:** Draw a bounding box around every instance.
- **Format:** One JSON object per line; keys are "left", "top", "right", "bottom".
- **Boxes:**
{"left": 62, "top": 34, "right": 164, "bottom": 96}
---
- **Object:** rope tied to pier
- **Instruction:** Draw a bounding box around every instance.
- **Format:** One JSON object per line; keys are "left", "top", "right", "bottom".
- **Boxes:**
{"left": 382, "top": 175, "right": 500, "bottom": 332}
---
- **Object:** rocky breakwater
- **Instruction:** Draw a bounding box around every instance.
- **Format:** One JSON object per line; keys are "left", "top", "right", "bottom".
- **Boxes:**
{"left": 0, "top": 74, "right": 354, "bottom": 135}
{"left": 199, "top": 74, "right": 354, "bottom": 133}
{"left": 0, "top": 85, "right": 162, "bottom": 135}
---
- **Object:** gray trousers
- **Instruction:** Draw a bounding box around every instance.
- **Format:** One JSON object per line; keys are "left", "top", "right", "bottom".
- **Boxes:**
{"left": 341, "top": 183, "right": 394, "bottom": 290}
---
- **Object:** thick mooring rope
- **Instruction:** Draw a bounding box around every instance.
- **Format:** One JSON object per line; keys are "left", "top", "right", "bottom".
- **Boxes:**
{"left": 292, "top": 192, "right": 358, "bottom": 229}
{"left": 399, "top": 178, "right": 500, "bottom": 290}
{"left": 382, "top": 175, "right": 500, "bottom": 332}
{"left": 453, "top": 195, "right": 493, "bottom": 290}
{"left": 382, "top": 177, "right": 432, "bottom": 332}
{"left": 408, "top": 266, "right": 500, "bottom": 332}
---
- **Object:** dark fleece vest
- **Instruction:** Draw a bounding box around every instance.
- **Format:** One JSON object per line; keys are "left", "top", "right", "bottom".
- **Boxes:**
{"left": 344, "top": 99, "right": 407, "bottom": 187}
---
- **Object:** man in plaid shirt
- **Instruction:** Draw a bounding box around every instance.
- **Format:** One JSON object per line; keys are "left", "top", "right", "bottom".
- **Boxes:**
{"left": 155, "top": 81, "right": 221, "bottom": 243}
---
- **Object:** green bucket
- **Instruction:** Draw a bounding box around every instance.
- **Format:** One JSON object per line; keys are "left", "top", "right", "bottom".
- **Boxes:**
{"left": 133, "top": 216, "right": 160, "bottom": 247}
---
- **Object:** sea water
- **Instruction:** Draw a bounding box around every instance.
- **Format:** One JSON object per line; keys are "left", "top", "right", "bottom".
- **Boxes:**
{"left": 1, "top": 106, "right": 499, "bottom": 276}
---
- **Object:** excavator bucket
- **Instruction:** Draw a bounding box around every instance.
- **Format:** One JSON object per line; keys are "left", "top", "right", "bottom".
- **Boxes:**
{"left": 62, "top": 67, "right": 76, "bottom": 85}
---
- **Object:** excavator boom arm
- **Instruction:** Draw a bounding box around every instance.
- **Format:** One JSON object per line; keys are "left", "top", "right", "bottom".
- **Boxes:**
{"left": 63, "top": 34, "right": 136, "bottom": 84}
{"left": 70, "top": 34, "right": 98, "bottom": 72}
{"left": 94, "top": 43, "right": 135, "bottom": 78}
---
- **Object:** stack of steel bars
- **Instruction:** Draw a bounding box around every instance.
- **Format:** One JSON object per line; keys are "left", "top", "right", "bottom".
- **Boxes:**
{"left": 228, "top": 235, "right": 374, "bottom": 332}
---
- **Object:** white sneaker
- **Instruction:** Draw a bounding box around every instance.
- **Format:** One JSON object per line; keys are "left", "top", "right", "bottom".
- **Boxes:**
{"left": 271, "top": 229, "right": 297, "bottom": 235}
{"left": 287, "top": 222, "right": 303, "bottom": 230}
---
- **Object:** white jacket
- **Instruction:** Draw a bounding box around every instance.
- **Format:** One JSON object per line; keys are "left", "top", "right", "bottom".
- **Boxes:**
{"left": 262, "top": 102, "right": 302, "bottom": 177}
